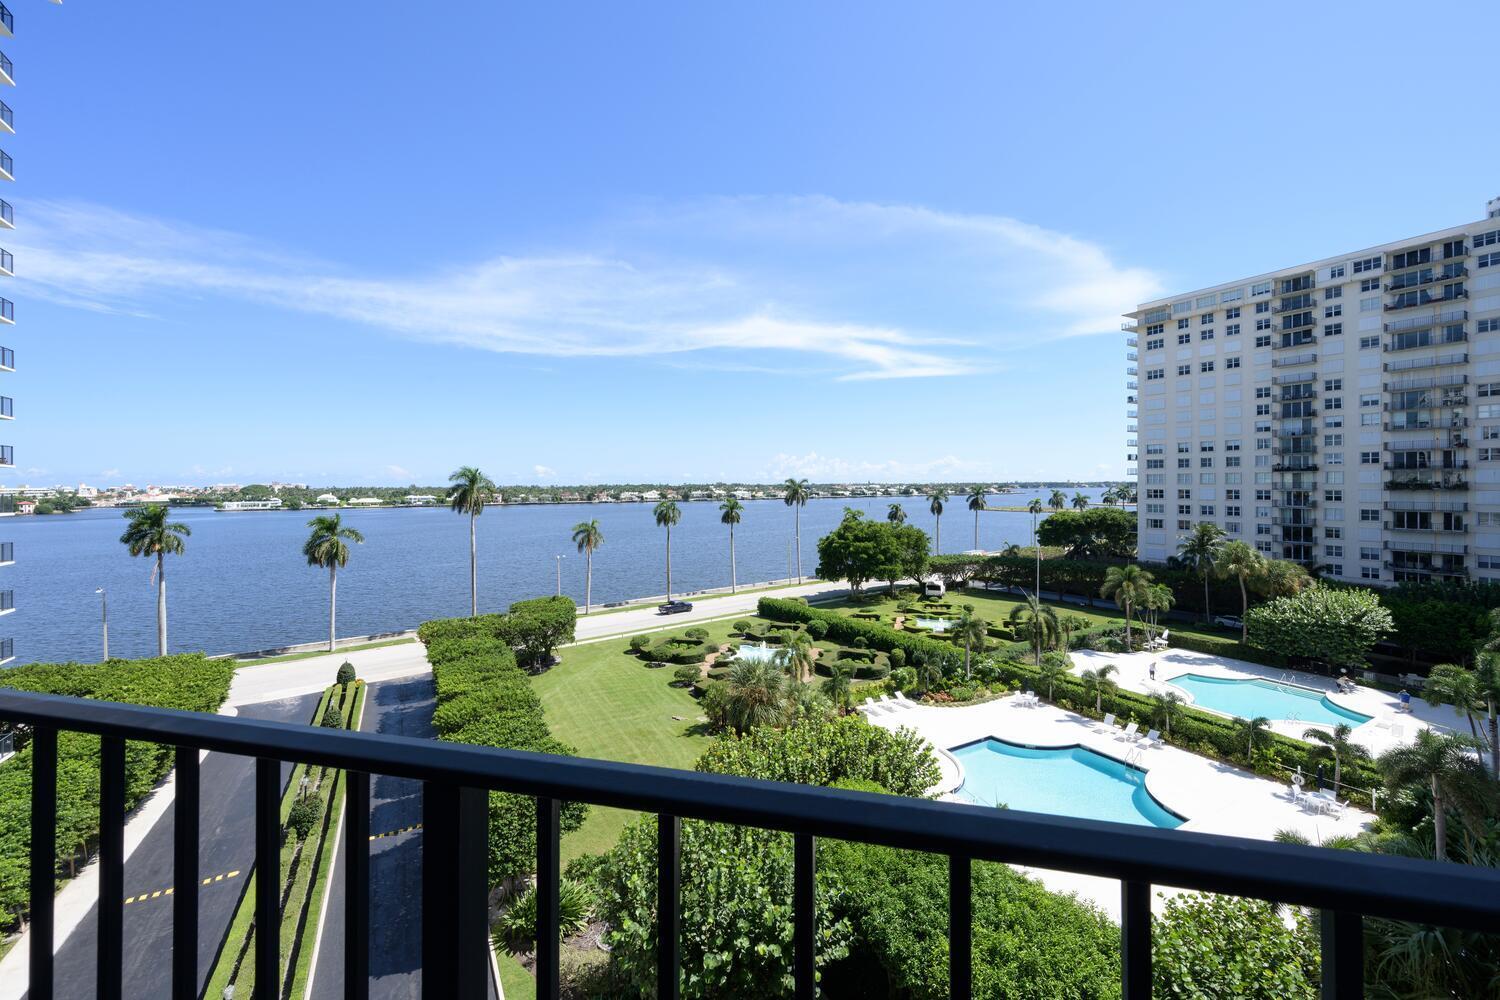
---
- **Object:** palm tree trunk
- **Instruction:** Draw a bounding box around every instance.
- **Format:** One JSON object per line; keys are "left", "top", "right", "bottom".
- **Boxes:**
{"left": 1489, "top": 703, "right": 1497, "bottom": 777}
{"left": 973, "top": 510, "right": 979, "bottom": 550}
{"left": 1432, "top": 777, "right": 1447, "bottom": 861}
{"left": 1124, "top": 599, "right": 1133, "bottom": 648}
{"left": 1239, "top": 576, "right": 1249, "bottom": 643}
{"left": 156, "top": 552, "right": 167, "bottom": 656}
{"left": 468, "top": 510, "right": 478, "bottom": 617}
{"left": 1202, "top": 574, "right": 1211, "bottom": 624}
{"left": 328, "top": 564, "right": 338, "bottom": 653}
{"left": 729, "top": 525, "right": 737, "bottom": 593}
{"left": 935, "top": 516, "right": 941, "bottom": 555}
{"left": 794, "top": 506, "right": 802, "bottom": 584}
{"left": 584, "top": 549, "right": 593, "bottom": 614}
{"left": 665, "top": 527, "right": 673, "bottom": 600}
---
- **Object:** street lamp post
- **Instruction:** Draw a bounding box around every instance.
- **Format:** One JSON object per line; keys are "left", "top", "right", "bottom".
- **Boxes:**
{"left": 555, "top": 554, "right": 565, "bottom": 597}
{"left": 95, "top": 587, "right": 109, "bottom": 662}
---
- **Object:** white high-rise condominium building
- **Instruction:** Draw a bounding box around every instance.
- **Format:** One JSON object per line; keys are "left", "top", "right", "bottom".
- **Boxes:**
{"left": 1125, "top": 195, "right": 1500, "bottom": 586}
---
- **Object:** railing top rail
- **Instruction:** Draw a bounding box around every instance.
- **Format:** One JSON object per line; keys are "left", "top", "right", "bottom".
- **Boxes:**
{"left": 2, "top": 690, "right": 1500, "bottom": 931}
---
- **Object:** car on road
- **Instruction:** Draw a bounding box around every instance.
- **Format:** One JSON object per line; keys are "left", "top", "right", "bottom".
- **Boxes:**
{"left": 1213, "top": 614, "right": 1243, "bottom": 630}
{"left": 658, "top": 600, "right": 693, "bottom": 615}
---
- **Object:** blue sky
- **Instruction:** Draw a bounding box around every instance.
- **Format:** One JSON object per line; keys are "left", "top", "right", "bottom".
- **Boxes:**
{"left": 7, "top": 1, "right": 1499, "bottom": 486}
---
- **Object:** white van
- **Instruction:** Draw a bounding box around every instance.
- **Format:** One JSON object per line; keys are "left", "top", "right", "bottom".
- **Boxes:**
{"left": 923, "top": 579, "right": 946, "bottom": 599}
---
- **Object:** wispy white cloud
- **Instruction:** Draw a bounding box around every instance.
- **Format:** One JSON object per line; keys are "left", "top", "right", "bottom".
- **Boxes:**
{"left": 15, "top": 197, "right": 1161, "bottom": 379}
{"left": 532, "top": 465, "right": 557, "bottom": 481}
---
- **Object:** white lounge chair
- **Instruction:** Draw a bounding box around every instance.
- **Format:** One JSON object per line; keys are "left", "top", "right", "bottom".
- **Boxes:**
{"left": 1097, "top": 713, "right": 1117, "bottom": 731}
{"left": 1116, "top": 722, "right": 1139, "bottom": 742}
{"left": 1139, "top": 729, "right": 1161, "bottom": 748}
{"left": 1317, "top": 789, "right": 1346, "bottom": 818}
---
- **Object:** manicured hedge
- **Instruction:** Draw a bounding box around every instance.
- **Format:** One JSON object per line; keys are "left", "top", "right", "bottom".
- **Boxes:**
{"left": 0, "top": 654, "right": 235, "bottom": 932}
{"left": 421, "top": 616, "right": 586, "bottom": 884}
{"left": 1168, "top": 631, "right": 1287, "bottom": 669}
{"left": 759, "top": 597, "right": 958, "bottom": 667}
{"left": 415, "top": 595, "right": 577, "bottom": 672}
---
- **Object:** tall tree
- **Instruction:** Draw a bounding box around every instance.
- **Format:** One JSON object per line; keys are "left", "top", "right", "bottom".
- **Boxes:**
{"left": 303, "top": 513, "right": 365, "bottom": 653}
{"left": 966, "top": 486, "right": 988, "bottom": 550}
{"left": 1026, "top": 497, "right": 1044, "bottom": 595}
{"left": 1233, "top": 715, "right": 1271, "bottom": 761}
{"left": 1378, "top": 730, "right": 1491, "bottom": 862}
{"left": 821, "top": 663, "right": 854, "bottom": 715}
{"left": 119, "top": 505, "right": 191, "bottom": 656}
{"left": 783, "top": 630, "right": 817, "bottom": 684}
{"left": 1080, "top": 664, "right": 1118, "bottom": 714}
{"left": 1423, "top": 664, "right": 1486, "bottom": 746}
{"left": 783, "top": 478, "right": 810, "bottom": 583}
{"left": 886, "top": 502, "right": 906, "bottom": 525}
{"left": 1177, "top": 522, "right": 1227, "bottom": 623}
{"left": 446, "top": 465, "right": 494, "bottom": 617}
{"left": 571, "top": 519, "right": 604, "bottom": 614}
{"left": 1007, "top": 593, "right": 1058, "bottom": 666}
{"left": 928, "top": 488, "right": 949, "bottom": 554}
{"left": 719, "top": 498, "right": 744, "bottom": 594}
{"left": 725, "top": 659, "right": 790, "bottom": 734}
{"left": 1037, "top": 655, "right": 1068, "bottom": 701}
{"left": 1139, "top": 583, "right": 1175, "bottom": 646}
{"left": 1100, "top": 563, "right": 1154, "bottom": 648}
{"left": 654, "top": 500, "right": 682, "bottom": 600}
{"left": 1215, "top": 540, "right": 1266, "bottom": 643}
{"left": 1048, "top": 489, "right": 1066, "bottom": 511}
{"left": 954, "top": 605, "right": 988, "bottom": 680}
{"left": 1071, "top": 492, "right": 1089, "bottom": 511}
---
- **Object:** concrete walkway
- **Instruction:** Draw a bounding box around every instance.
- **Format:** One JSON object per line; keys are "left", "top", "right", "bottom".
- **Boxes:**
{"left": 864, "top": 694, "right": 1373, "bottom": 920}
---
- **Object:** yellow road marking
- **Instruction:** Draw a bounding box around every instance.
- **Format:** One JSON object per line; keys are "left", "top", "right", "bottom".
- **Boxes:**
{"left": 124, "top": 869, "right": 241, "bottom": 905}
{"left": 369, "top": 823, "right": 423, "bottom": 841}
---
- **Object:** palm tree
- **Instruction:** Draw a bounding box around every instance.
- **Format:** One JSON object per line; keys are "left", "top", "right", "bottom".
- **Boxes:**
{"left": 446, "top": 466, "right": 495, "bottom": 617}
{"left": 886, "top": 503, "right": 906, "bottom": 525}
{"left": 1080, "top": 664, "right": 1117, "bottom": 714}
{"left": 303, "top": 514, "right": 365, "bottom": 653}
{"left": 1474, "top": 654, "right": 1500, "bottom": 777}
{"left": 1177, "top": 522, "right": 1227, "bottom": 623}
{"left": 821, "top": 664, "right": 854, "bottom": 715}
{"left": 1036, "top": 655, "right": 1068, "bottom": 701}
{"left": 1423, "top": 664, "right": 1486, "bottom": 745}
{"left": 725, "top": 659, "right": 789, "bottom": 734}
{"left": 1071, "top": 492, "right": 1088, "bottom": 511}
{"left": 1253, "top": 559, "right": 1312, "bottom": 600}
{"left": 1100, "top": 564, "right": 1154, "bottom": 648}
{"left": 1139, "top": 583, "right": 1175, "bottom": 646}
{"left": 1048, "top": 489, "right": 1066, "bottom": 512}
{"left": 783, "top": 630, "right": 817, "bottom": 684}
{"left": 1150, "top": 689, "right": 1186, "bottom": 736}
{"left": 1233, "top": 715, "right": 1271, "bottom": 761}
{"left": 653, "top": 500, "right": 682, "bottom": 600}
{"left": 1007, "top": 593, "right": 1058, "bottom": 666}
{"left": 1058, "top": 614, "right": 1090, "bottom": 652}
{"left": 1215, "top": 540, "right": 1265, "bottom": 643}
{"left": 119, "top": 505, "right": 191, "bottom": 656}
{"left": 571, "top": 520, "right": 604, "bottom": 614}
{"left": 1303, "top": 723, "right": 1359, "bottom": 796}
{"left": 718, "top": 498, "right": 744, "bottom": 593}
{"left": 783, "top": 478, "right": 810, "bottom": 583}
{"left": 928, "top": 488, "right": 948, "bottom": 554}
{"left": 1026, "top": 498, "right": 1044, "bottom": 595}
{"left": 1378, "top": 730, "right": 1490, "bottom": 862}
{"left": 966, "top": 486, "right": 987, "bottom": 550}
{"left": 954, "top": 605, "right": 988, "bottom": 680}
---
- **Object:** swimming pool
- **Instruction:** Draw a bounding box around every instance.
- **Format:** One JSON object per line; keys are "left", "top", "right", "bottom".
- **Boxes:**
{"left": 1168, "top": 673, "right": 1372, "bottom": 728}
{"left": 951, "top": 738, "right": 1184, "bottom": 828}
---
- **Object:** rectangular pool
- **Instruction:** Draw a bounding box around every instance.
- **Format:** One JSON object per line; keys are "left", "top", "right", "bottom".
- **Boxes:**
{"left": 1167, "top": 673, "right": 1371, "bottom": 728}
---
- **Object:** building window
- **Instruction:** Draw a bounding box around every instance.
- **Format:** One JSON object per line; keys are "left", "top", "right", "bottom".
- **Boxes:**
{"left": 1360, "top": 335, "right": 1380, "bottom": 349}
{"left": 1478, "top": 251, "right": 1500, "bottom": 268}
{"left": 1324, "top": 322, "right": 1342, "bottom": 336}
{"left": 1252, "top": 281, "right": 1272, "bottom": 296}
{"left": 1201, "top": 329, "right": 1214, "bottom": 341}
{"left": 1360, "top": 508, "right": 1379, "bottom": 521}
{"left": 1479, "top": 318, "right": 1500, "bottom": 333}
{"left": 1226, "top": 323, "right": 1240, "bottom": 336}
{"left": 1201, "top": 361, "right": 1215, "bottom": 373}
{"left": 1324, "top": 286, "right": 1343, "bottom": 300}
{"left": 1255, "top": 334, "right": 1272, "bottom": 347}
{"left": 1361, "top": 451, "right": 1380, "bottom": 463}
{"left": 1225, "top": 307, "right": 1241, "bottom": 319}
{"left": 1353, "top": 256, "right": 1381, "bottom": 273}
{"left": 1325, "top": 304, "right": 1343, "bottom": 318}
{"left": 1360, "top": 566, "right": 1380, "bottom": 579}
{"left": 1225, "top": 356, "right": 1240, "bottom": 369}
{"left": 1360, "top": 296, "right": 1380, "bottom": 311}
{"left": 1361, "top": 412, "right": 1379, "bottom": 426}
{"left": 1324, "top": 434, "right": 1344, "bottom": 447}
{"left": 1324, "top": 378, "right": 1342, "bottom": 392}
{"left": 1200, "top": 505, "right": 1216, "bottom": 516}
{"left": 1325, "top": 545, "right": 1343, "bottom": 558}
{"left": 1329, "top": 264, "right": 1346, "bottom": 279}
{"left": 1178, "top": 333, "right": 1191, "bottom": 344}
{"left": 1326, "top": 396, "right": 1343, "bottom": 410}
{"left": 1178, "top": 317, "right": 1190, "bottom": 329}
{"left": 1324, "top": 489, "right": 1343, "bottom": 502}
{"left": 1474, "top": 228, "right": 1500, "bottom": 248}
{"left": 1325, "top": 527, "right": 1343, "bottom": 539}
{"left": 1255, "top": 403, "right": 1270, "bottom": 415}
{"left": 1256, "top": 318, "right": 1273, "bottom": 331}
{"left": 1200, "top": 313, "right": 1214, "bottom": 325}
{"left": 1147, "top": 518, "right": 1164, "bottom": 529}
{"left": 1177, "top": 364, "right": 1191, "bottom": 376}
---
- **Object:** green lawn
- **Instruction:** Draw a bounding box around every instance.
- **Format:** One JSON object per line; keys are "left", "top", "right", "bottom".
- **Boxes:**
{"left": 497, "top": 950, "right": 536, "bottom": 1000}
{"left": 532, "top": 619, "right": 736, "bottom": 864}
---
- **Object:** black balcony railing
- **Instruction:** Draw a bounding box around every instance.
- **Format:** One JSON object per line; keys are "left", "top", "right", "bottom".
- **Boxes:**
{"left": 0, "top": 248, "right": 12, "bottom": 274}
{"left": 0, "top": 541, "right": 13, "bottom": 562}
{"left": 0, "top": 346, "right": 13, "bottom": 369}
{"left": 0, "top": 198, "right": 12, "bottom": 227}
{"left": 2, "top": 691, "right": 1498, "bottom": 1000}
{"left": 0, "top": 637, "right": 11, "bottom": 662}
{"left": 0, "top": 589, "right": 13, "bottom": 612}
{"left": 0, "top": 51, "right": 11, "bottom": 82}
{"left": 0, "top": 444, "right": 11, "bottom": 467}
{"left": 0, "top": 297, "right": 13, "bottom": 322}
{"left": 0, "top": 5, "right": 12, "bottom": 36}
{"left": 0, "top": 395, "right": 12, "bottom": 418}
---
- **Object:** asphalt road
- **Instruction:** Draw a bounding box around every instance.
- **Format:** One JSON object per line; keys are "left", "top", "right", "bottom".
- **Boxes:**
{"left": 25, "top": 692, "right": 320, "bottom": 1000}
{"left": 308, "top": 674, "right": 493, "bottom": 1000}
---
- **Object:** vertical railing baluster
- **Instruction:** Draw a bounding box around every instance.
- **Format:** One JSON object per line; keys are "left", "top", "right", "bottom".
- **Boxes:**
{"left": 421, "top": 780, "right": 456, "bottom": 1000}
{"left": 1320, "top": 910, "right": 1363, "bottom": 1000}
{"left": 28, "top": 725, "right": 57, "bottom": 1000}
{"left": 97, "top": 735, "right": 125, "bottom": 1000}
{"left": 656, "top": 814, "right": 680, "bottom": 1000}
{"left": 794, "top": 832, "right": 815, "bottom": 1000}
{"left": 949, "top": 855, "right": 971, "bottom": 1000}
{"left": 255, "top": 758, "right": 281, "bottom": 1000}
{"left": 536, "top": 797, "right": 561, "bottom": 1000}
{"left": 1121, "top": 881, "right": 1152, "bottom": 1000}
{"left": 172, "top": 746, "right": 200, "bottom": 1000}
{"left": 344, "top": 770, "right": 370, "bottom": 1000}
{"left": 456, "top": 786, "right": 489, "bottom": 997}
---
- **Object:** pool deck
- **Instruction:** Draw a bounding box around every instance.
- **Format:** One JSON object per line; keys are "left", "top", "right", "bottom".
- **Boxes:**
{"left": 863, "top": 693, "right": 1372, "bottom": 920}
{"left": 1069, "top": 647, "right": 1471, "bottom": 756}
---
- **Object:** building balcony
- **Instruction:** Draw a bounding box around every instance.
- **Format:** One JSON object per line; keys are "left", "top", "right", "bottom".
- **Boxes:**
{"left": 1386, "top": 474, "right": 1468, "bottom": 491}
{"left": 0, "top": 52, "right": 12, "bottom": 88}
{"left": 2, "top": 690, "right": 1492, "bottom": 1000}
{"left": 0, "top": 5, "right": 12, "bottom": 40}
{"left": 1126, "top": 366, "right": 1137, "bottom": 376}
{"left": 1126, "top": 351, "right": 1137, "bottom": 362}
{"left": 1385, "top": 460, "right": 1469, "bottom": 472}
{"left": 1387, "top": 290, "right": 1467, "bottom": 312}
{"left": 1126, "top": 336, "right": 1137, "bottom": 348}
{"left": 1121, "top": 320, "right": 1138, "bottom": 333}
{"left": 0, "top": 541, "right": 12, "bottom": 564}
{"left": 1384, "top": 560, "right": 1468, "bottom": 578}
{"left": 0, "top": 395, "right": 13, "bottom": 419}
{"left": 1384, "top": 521, "right": 1468, "bottom": 534}
{"left": 1386, "top": 332, "right": 1467, "bottom": 352}
{"left": 1384, "top": 437, "right": 1466, "bottom": 451}
{"left": 1272, "top": 461, "right": 1319, "bottom": 472}
{"left": 0, "top": 149, "right": 12, "bottom": 183}
{"left": 1126, "top": 379, "right": 1137, "bottom": 390}
{"left": 0, "top": 444, "right": 11, "bottom": 467}
{"left": 0, "top": 198, "right": 11, "bottom": 230}
{"left": 0, "top": 346, "right": 14, "bottom": 372}
{"left": 1271, "top": 352, "right": 1316, "bottom": 368}
{"left": 0, "top": 636, "right": 10, "bottom": 666}
{"left": 0, "top": 588, "right": 12, "bottom": 615}
{"left": 1383, "top": 353, "right": 1467, "bottom": 373}
{"left": 0, "top": 297, "right": 12, "bottom": 324}
{"left": 1385, "top": 309, "right": 1467, "bottom": 335}
{"left": 0, "top": 99, "right": 11, "bottom": 136}
{"left": 0, "top": 247, "right": 11, "bottom": 277}
{"left": 1385, "top": 500, "right": 1468, "bottom": 513}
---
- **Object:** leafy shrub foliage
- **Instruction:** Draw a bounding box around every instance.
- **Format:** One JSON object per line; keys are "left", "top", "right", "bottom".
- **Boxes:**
{"left": 1245, "top": 586, "right": 1393, "bottom": 668}
{"left": 1152, "top": 893, "right": 1319, "bottom": 999}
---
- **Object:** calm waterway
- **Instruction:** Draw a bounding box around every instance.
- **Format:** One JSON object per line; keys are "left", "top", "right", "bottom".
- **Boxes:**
{"left": 3, "top": 488, "right": 1117, "bottom": 664}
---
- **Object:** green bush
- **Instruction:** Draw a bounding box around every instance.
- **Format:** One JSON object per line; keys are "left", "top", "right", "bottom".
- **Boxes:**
{"left": 696, "top": 714, "right": 939, "bottom": 796}
{"left": 336, "top": 661, "right": 357, "bottom": 686}
{"left": 320, "top": 700, "right": 343, "bottom": 729}
{"left": 1153, "top": 893, "right": 1318, "bottom": 998}
{"left": 421, "top": 616, "right": 587, "bottom": 884}
{"left": 287, "top": 795, "right": 322, "bottom": 842}
{"left": 628, "top": 634, "right": 651, "bottom": 653}
{"left": 1169, "top": 631, "right": 1285, "bottom": 668}
{"left": 0, "top": 653, "right": 234, "bottom": 931}
{"left": 494, "top": 879, "right": 594, "bottom": 950}
{"left": 807, "top": 619, "right": 829, "bottom": 640}
{"left": 837, "top": 647, "right": 877, "bottom": 663}
{"left": 1245, "top": 586, "right": 1393, "bottom": 668}
{"left": 889, "top": 647, "right": 906, "bottom": 669}
{"left": 732, "top": 619, "right": 754, "bottom": 634}
{"left": 683, "top": 626, "right": 710, "bottom": 641}
{"left": 672, "top": 663, "right": 701, "bottom": 687}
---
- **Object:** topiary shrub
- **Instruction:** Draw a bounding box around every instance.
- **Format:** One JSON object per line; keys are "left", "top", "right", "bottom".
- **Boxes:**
{"left": 733, "top": 619, "right": 754, "bottom": 635}
{"left": 807, "top": 619, "right": 829, "bottom": 640}
{"left": 673, "top": 663, "right": 701, "bottom": 687}
{"left": 336, "top": 661, "right": 356, "bottom": 687}
{"left": 321, "top": 700, "right": 343, "bottom": 729}
{"left": 889, "top": 648, "right": 906, "bottom": 669}
{"left": 628, "top": 634, "right": 651, "bottom": 653}
{"left": 287, "top": 795, "right": 321, "bottom": 841}
{"left": 684, "top": 626, "right": 710, "bottom": 641}
{"left": 852, "top": 636, "right": 869, "bottom": 649}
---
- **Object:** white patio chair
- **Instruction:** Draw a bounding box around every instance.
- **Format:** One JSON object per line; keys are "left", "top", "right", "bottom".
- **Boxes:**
{"left": 1139, "top": 729, "right": 1161, "bottom": 748}
{"left": 1097, "top": 712, "right": 1117, "bottom": 732}
{"left": 1318, "top": 789, "right": 1346, "bottom": 818}
{"left": 1116, "top": 721, "right": 1139, "bottom": 742}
